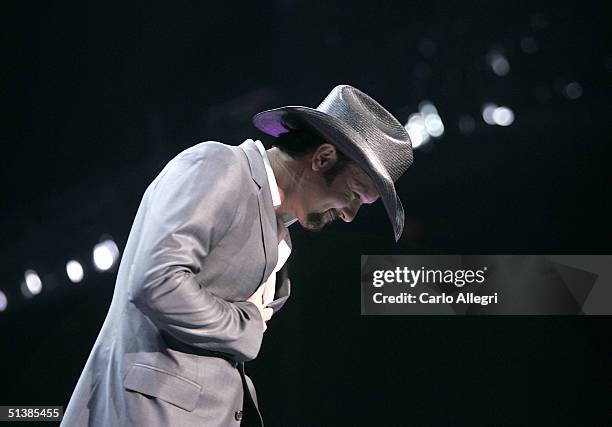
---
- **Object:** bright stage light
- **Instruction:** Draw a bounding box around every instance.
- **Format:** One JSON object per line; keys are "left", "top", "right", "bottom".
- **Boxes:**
{"left": 405, "top": 101, "right": 445, "bottom": 148}
{"left": 492, "top": 106, "right": 515, "bottom": 126}
{"left": 425, "top": 114, "right": 444, "bottom": 137}
{"left": 93, "top": 239, "right": 120, "bottom": 271}
{"left": 405, "top": 113, "right": 430, "bottom": 148}
{"left": 0, "top": 290, "right": 7, "bottom": 312}
{"left": 420, "top": 101, "right": 445, "bottom": 138}
{"left": 418, "top": 100, "right": 438, "bottom": 116}
{"left": 24, "top": 270, "right": 42, "bottom": 295}
{"left": 482, "top": 103, "right": 498, "bottom": 125}
{"left": 66, "top": 260, "right": 84, "bottom": 283}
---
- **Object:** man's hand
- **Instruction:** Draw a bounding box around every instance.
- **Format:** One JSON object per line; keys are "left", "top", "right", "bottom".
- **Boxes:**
{"left": 247, "top": 284, "right": 273, "bottom": 332}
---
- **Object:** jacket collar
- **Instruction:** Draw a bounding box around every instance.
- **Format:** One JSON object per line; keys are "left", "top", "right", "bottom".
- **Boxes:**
{"left": 238, "top": 139, "right": 278, "bottom": 283}
{"left": 252, "top": 139, "right": 298, "bottom": 227}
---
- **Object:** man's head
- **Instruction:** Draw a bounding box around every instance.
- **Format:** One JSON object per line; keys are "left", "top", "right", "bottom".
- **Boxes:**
{"left": 254, "top": 85, "right": 414, "bottom": 241}
{"left": 271, "top": 129, "right": 379, "bottom": 231}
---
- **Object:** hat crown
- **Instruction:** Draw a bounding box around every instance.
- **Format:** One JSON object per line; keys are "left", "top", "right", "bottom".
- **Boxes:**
{"left": 316, "top": 85, "right": 413, "bottom": 182}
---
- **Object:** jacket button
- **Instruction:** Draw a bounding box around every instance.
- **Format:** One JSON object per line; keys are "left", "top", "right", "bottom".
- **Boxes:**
{"left": 235, "top": 410, "right": 243, "bottom": 421}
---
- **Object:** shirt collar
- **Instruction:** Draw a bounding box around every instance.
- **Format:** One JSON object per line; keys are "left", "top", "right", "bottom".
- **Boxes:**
{"left": 253, "top": 139, "right": 298, "bottom": 227}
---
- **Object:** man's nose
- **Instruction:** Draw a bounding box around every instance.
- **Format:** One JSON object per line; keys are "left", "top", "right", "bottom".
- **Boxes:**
{"left": 338, "top": 199, "right": 361, "bottom": 223}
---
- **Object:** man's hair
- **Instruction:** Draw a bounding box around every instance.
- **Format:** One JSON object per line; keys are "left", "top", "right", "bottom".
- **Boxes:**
{"left": 271, "top": 128, "right": 353, "bottom": 185}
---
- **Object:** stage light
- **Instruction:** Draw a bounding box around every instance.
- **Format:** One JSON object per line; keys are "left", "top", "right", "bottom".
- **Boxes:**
{"left": 0, "top": 290, "right": 7, "bottom": 312}
{"left": 405, "top": 101, "right": 445, "bottom": 148}
{"left": 420, "top": 101, "right": 445, "bottom": 137}
{"left": 405, "top": 113, "right": 430, "bottom": 148}
{"left": 24, "top": 269, "right": 42, "bottom": 295}
{"left": 520, "top": 37, "right": 538, "bottom": 54}
{"left": 563, "top": 82, "right": 583, "bottom": 100}
{"left": 425, "top": 114, "right": 444, "bottom": 137}
{"left": 482, "top": 103, "right": 498, "bottom": 125}
{"left": 418, "top": 100, "right": 437, "bottom": 116}
{"left": 404, "top": 101, "right": 446, "bottom": 148}
{"left": 93, "top": 239, "right": 120, "bottom": 271}
{"left": 66, "top": 260, "right": 84, "bottom": 283}
{"left": 487, "top": 51, "right": 510, "bottom": 76}
{"left": 458, "top": 115, "right": 475, "bottom": 134}
{"left": 492, "top": 106, "right": 515, "bottom": 126}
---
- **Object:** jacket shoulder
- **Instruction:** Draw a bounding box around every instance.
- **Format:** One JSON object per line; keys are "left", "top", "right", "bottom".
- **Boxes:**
{"left": 176, "top": 141, "right": 243, "bottom": 165}
{"left": 145, "top": 141, "right": 252, "bottom": 205}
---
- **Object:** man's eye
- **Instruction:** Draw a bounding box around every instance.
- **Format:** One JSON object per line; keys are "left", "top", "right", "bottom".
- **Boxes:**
{"left": 353, "top": 192, "right": 360, "bottom": 201}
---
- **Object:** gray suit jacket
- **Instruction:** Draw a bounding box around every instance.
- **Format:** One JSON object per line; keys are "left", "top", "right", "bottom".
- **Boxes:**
{"left": 61, "top": 139, "right": 291, "bottom": 426}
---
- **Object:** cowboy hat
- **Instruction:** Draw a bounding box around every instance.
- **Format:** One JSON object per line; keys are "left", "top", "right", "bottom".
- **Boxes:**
{"left": 253, "top": 85, "right": 413, "bottom": 241}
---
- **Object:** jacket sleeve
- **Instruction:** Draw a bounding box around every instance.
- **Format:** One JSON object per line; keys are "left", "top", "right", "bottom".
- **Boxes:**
{"left": 128, "top": 142, "right": 264, "bottom": 362}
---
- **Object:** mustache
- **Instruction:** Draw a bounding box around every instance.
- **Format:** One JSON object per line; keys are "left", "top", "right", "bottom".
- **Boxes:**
{"left": 305, "top": 209, "right": 338, "bottom": 231}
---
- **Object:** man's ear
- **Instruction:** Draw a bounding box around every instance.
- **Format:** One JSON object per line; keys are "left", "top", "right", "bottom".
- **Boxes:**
{"left": 311, "top": 144, "right": 338, "bottom": 172}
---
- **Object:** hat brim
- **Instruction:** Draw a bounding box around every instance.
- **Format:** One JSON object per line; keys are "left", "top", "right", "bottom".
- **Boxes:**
{"left": 253, "top": 106, "right": 405, "bottom": 241}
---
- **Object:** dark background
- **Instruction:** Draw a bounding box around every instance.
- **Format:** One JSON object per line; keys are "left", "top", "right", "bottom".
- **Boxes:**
{"left": 2, "top": 1, "right": 611, "bottom": 425}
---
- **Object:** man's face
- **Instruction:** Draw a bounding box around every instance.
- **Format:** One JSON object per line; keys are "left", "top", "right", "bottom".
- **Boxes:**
{"left": 294, "top": 144, "right": 380, "bottom": 231}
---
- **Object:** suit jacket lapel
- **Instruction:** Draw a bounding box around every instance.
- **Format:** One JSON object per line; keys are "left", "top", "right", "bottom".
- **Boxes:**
{"left": 265, "top": 218, "right": 292, "bottom": 313}
{"left": 238, "top": 139, "right": 278, "bottom": 285}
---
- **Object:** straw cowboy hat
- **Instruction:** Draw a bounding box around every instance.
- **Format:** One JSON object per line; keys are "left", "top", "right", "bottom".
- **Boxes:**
{"left": 253, "top": 84, "right": 413, "bottom": 241}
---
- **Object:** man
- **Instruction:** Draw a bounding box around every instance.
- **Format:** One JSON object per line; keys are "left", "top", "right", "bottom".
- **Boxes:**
{"left": 61, "top": 85, "right": 413, "bottom": 426}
